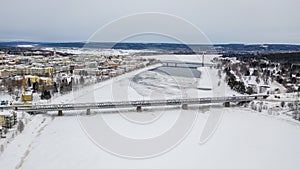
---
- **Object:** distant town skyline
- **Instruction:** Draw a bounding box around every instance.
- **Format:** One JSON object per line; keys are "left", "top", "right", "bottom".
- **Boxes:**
{"left": 0, "top": 0, "right": 299, "bottom": 44}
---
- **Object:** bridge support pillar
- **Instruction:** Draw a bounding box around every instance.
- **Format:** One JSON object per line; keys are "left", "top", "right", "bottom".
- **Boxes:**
{"left": 86, "top": 109, "right": 91, "bottom": 115}
{"left": 224, "top": 102, "right": 230, "bottom": 107}
{"left": 136, "top": 106, "right": 142, "bottom": 112}
{"left": 58, "top": 109, "right": 63, "bottom": 116}
{"left": 294, "top": 112, "right": 300, "bottom": 121}
{"left": 182, "top": 104, "right": 188, "bottom": 110}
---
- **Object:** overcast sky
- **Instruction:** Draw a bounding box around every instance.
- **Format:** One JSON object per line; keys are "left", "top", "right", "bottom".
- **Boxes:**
{"left": 0, "top": 0, "right": 299, "bottom": 44}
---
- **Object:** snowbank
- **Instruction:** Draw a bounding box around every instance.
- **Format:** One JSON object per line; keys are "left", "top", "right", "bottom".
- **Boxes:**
{"left": 1, "top": 108, "right": 300, "bottom": 169}
{"left": 197, "top": 67, "right": 213, "bottom": 90}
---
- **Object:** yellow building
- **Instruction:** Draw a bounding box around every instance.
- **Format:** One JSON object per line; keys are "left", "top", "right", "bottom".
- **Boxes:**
{"left": 106, "top": 61, "right": 119, "bottom": 68}
{"left": 25, "top": 75, "right": 39, "bottom": 83}
{"left": 39, "top": 77, "right": 52, "bottom": 85}
{"left": 22, "top": 91, "right": 33, "bottom": 102}
{"left": 0, "top": 111, "right": 16, "bottom": 128}
{"left": 45, "top": 67, "right": 54, "bottom": 74}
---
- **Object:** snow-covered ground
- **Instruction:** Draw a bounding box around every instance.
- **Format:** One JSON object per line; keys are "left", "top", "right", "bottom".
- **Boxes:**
{"left": 1, "top": 108, "right": 300, "bottom": 169}
{"left": 197, "top": 67, "right": 213, "bottom": 90}
{"left": 1, "top": 54, "right": 300, "bottom": 169}
{"left": 0, "top": 92, "right": 14, "bottom": 101}
{"left": 44, "top": 47, "right": 143, "bottom": 56}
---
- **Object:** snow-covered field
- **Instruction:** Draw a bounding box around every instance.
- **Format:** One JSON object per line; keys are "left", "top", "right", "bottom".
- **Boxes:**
{"left": 43, "top": 47, "right": 143, "bottom": 56}
{"left": 1, "top": 108, "right": 300, "bottom": 169}
{"left": 1, "top": 55, "right": 300, "bottom": 169}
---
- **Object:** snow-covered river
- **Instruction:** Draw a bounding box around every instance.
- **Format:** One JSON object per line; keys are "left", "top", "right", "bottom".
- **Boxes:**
{"left": 1, "top": 55, "right": 300, "bottom": 169}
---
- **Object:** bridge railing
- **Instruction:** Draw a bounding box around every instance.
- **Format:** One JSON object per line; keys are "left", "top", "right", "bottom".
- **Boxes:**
{"left": 0, "top": 96, "right": 255, "bottom": 112}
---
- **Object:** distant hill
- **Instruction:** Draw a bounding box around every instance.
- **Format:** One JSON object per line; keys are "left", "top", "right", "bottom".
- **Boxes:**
{"left": 215, "top": 44, "right": 300, "bottom": 53}
{"left": 246, "top": 52, "right": 300, "bottom": 63}
{"left": 0, "top": 41, "right": 300, "bottom": 54}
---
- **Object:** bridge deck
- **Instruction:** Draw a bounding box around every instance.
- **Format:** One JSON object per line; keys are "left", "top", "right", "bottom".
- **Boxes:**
{"left": 0, "top": 96, "right": 254, "bottom": 112}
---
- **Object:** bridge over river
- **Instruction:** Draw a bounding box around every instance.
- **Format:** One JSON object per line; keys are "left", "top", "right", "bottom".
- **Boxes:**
{"left": 0, "top": 96, "right": 263, "bottom": 116}
{"left": 161, "top": 60, "right": 213, "bottom": 69}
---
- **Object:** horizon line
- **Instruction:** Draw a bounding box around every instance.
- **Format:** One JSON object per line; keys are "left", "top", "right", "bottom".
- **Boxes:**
{"left": 1, "top": 41, "right": 300, "bottom": 46}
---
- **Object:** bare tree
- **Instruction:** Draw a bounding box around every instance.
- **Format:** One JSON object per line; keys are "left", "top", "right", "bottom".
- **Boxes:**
{"left": 17, "top": 120, "right": 25, "bottom": 133}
